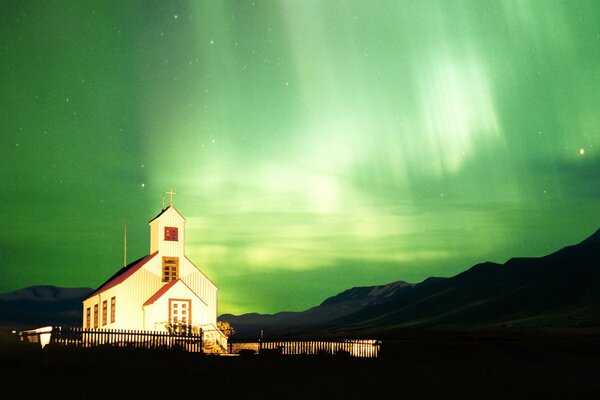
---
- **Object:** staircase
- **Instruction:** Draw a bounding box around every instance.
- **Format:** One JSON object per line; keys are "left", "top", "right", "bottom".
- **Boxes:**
{"left": 155, "top": 321, "right": 228, "bottom": 354}
{"left": 202, "top": 339, "right": 223, "bottom": 354}
{"left": 201, "top": 324, "right": 228, "bottom": 355}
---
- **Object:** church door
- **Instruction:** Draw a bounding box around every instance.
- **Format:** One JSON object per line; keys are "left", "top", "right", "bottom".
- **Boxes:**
{"left": 169, "top": 299, "right": 191, "bottom": 325}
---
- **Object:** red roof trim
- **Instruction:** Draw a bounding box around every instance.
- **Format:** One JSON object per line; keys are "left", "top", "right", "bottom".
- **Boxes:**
{"left": 143, "top": 279, "right": 180, "bottom": 306}
{"left": 85, "top": 252, "right": 158, "bottom": 300}
{"left": 143, "top": 279, "right": 207, "bottom": 307}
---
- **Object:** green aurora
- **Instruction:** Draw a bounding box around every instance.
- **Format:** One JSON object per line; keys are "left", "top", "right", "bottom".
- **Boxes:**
{"left": 1, "top": 1, "right": 599, "bottom": 315}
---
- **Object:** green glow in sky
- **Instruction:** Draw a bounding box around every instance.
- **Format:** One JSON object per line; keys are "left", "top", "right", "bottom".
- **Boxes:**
{"left": 1, "top": 1, "right": 599, "bottom": 315}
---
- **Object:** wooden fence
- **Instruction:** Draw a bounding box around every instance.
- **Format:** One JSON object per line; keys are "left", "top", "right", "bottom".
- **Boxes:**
{"left": 38, "top": 326, "right": 203, "bottom": 352}
{"left": 257, "top": 339, "right": 381, "bottom": 358}
{"left": 20, "top": 327, "right": 380, "bottom": 358}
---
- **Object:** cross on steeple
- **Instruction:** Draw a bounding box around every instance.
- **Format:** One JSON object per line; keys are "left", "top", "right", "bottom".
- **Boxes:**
{"left": 166, "top": 187, "right": 176, "bottom": 207}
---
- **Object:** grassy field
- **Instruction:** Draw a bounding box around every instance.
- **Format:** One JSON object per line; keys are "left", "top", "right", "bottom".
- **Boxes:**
{"left": 1, "top": 328, "right": 599, "bottom": 399}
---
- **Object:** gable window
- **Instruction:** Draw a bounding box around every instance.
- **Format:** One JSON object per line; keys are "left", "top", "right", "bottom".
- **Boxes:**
{"left": 86, "top": 307, "right": 91, "bottom": 329}
{"left": 111, "top": 297, "right": 116, "bottom": 323}
{"left": 162, "top": 256, "right": 179, "bottom": 283}
{"left": 164, "top": 227, "right": 178, "bottom": 241}
{"left": 94, "top": 304, "right": 98, "bottom": 328}
{"left": 102, "top": 300, "right": 108, "bottom": 326}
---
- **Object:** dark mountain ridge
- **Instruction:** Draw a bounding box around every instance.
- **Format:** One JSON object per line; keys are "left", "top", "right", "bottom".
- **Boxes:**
{"left": 219, "top": 280, "right": 417, "bottom": 337}
{"left": 0, "top": 286, "right": 93, "bottom": 329}
{"left": 0, "top": 286, "right": 93, "bottom": 302}
{"left": 221, "top": 228, "right": 600, "bottom": 339}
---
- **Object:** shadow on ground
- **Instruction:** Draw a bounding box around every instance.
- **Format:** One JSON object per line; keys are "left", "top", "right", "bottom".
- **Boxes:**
{"left": 1, "top": 328, "right": 599, "bottom": 399}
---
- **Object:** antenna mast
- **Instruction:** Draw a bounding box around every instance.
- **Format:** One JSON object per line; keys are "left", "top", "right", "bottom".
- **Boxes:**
{"left": 124, "top": 224, "right": 127, "bottom": 267}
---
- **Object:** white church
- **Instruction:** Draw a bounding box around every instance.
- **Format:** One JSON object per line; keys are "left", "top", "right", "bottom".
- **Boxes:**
{"left": 81, "top": 191, "right": 226, "bottom": 351}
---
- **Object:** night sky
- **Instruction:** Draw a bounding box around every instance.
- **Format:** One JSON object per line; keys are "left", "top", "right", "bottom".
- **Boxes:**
{"left": 1, "top": 1, "right": 599, "bottom": 315}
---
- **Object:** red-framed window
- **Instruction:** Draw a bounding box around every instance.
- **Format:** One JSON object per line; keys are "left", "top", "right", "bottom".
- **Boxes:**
{"left": 169, "top": 299, "right": 191, "bottom": 325}
{"left": 164, "top": 227, "right": 178, "bottom": 241}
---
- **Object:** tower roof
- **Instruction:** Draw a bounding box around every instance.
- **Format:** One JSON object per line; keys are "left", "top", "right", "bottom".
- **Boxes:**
{"left": 149, "top": 206, "right": 170, "bottom": 223}
{"left": 148, "top": 205, "right": 186, "bottom": 224}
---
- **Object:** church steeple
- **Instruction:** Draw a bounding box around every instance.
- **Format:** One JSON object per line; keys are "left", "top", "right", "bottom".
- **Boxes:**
{"left": 149, "top": 190, "right": 186, "bottom": 256}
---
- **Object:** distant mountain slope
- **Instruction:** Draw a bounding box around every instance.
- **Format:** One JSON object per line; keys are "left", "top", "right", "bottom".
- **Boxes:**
{"left": 320, "top": 280, "right": 414, "bottom": 306}
{"left": 221, "top": 229, "right": 600, "bottom": 339}
{"left": 0, "top": 286, "right": 93, "bottom": 302}
{"left": 335, "top": 228, "right": 600, "bottom": 336}
{"left": 220, "top": 280, "right": 418, "bottom": 338}
{"left": 0, "top": 286, "right": 93, "bottom": 329}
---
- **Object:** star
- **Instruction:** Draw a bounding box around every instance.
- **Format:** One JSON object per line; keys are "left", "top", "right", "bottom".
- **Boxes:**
{"left": 141, "top": 183, "right": 145, "bottom": 189}
{"left": 579, "top": 148, "right": 585, "bottom": 156}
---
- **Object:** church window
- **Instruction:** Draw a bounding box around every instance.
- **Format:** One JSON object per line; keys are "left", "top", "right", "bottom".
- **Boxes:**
{"left": 102, "top": 300, "right": 107, "bottom": 326}
{"left": 94, "top": 304, "right": 98, "bottom": 328}
{"left": 162, "top": 257, "right": 179, "bottom": 282}
{"left": 164, "top": 227, "right": 178, "bottom": 241}
{"left": 86, "top": 307, "right": 91, "bottom": 329}
{"left": 110, "top": 297, "right": 116, "bottom": 323}
{"left": 169, "top": 299, "right": 191, "bottom": 325}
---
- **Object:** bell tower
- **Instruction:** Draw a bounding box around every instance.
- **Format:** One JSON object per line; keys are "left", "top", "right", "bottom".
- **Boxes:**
{"left": 149, "top": 189, "right": 186, "bottom": 284}
{"left": 148, "top": 189, "right": 186, "bottom": 257}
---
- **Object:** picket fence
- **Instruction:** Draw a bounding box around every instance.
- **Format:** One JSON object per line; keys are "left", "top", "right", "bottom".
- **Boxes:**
{"left": 21, "top": 326, "right": 204, "bottom": 352}
{"left": 254, "top": 338, "right": 381, "bottom": 358}
{"left": 19, "top": 327, "right": 381, "bottom": 358}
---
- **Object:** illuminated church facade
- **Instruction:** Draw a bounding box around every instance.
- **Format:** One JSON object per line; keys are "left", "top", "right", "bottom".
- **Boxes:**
{"left": 82, "top": 194, "right": 222, "bottom": 347}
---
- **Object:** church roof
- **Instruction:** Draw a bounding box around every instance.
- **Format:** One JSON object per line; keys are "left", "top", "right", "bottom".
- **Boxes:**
{"left": 142, "top": 279, "right": 179, "bottom": 306}
{"left": 84, "top": 252, "right": 158, "bottom": 300}
{"left": 143, "top": 278, "right": 206, "bottom": 306}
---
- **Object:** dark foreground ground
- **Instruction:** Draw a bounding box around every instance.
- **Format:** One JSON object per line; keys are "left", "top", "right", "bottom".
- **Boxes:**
{"left": 1, "top": 328, "right": 599, "bottom": 399}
